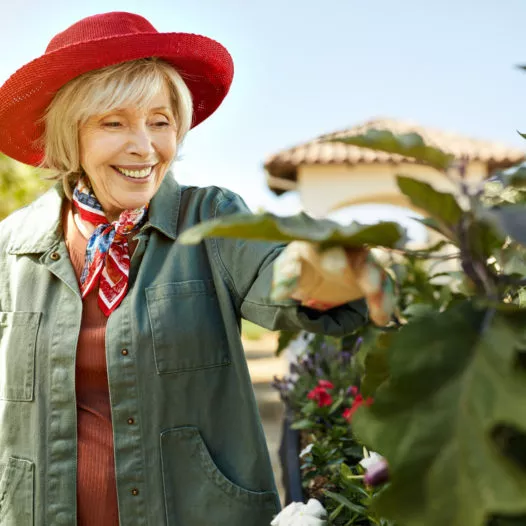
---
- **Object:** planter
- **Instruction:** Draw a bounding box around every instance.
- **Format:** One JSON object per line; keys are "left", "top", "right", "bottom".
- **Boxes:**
{"left": 278, "top": 408, "right": 304, "bottom": 505}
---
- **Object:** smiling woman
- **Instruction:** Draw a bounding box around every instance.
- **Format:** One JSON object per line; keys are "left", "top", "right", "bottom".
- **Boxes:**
{"left": 0, "top": 11, "right": 374, "bottom": 526}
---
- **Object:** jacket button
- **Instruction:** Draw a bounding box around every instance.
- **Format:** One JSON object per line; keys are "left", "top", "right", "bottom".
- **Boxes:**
{"left": 121, "top": 349, "right": 129, "bottom": 356}
{"left": 131, "top": 488, "right": 139, "bottom": 496}
{"left": 127, "top": 418, "right": 135, "bottom": 425}
{"left": 50, "top": 252, "right": 60, "bottom": 261}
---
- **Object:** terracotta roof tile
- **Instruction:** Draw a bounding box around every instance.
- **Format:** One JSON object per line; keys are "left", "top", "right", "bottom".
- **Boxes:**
{"left": 265, "top": 118, "right": 525, "bottom": 193}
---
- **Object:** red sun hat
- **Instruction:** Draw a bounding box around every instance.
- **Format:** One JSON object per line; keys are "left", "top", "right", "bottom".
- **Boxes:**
{"left": 0, "top": 11, "right": 234, "bottom": 166}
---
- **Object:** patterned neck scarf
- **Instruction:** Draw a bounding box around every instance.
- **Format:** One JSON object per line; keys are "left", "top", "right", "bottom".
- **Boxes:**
{"left": 71, "top": 177, "right": 148, "bottom": 316}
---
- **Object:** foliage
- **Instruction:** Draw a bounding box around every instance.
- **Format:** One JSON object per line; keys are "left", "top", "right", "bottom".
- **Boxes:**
{"left": 179, "top": 213, "right": 406, "bottom": 250}
{"left": 0, "top": 153, "right": 53, "bottom": 220}
{"left": 338, "top": 132, "right": 526, "bottom": 526}
{"left": 353, "top": 303, "right": 526, "bottom": 526}
{"left": 177, "top": 129, "right": 526, "bottom": 525}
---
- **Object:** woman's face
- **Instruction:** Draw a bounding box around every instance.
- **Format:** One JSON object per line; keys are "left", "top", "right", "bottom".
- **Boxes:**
{"left": 79, "top": 86, "right": 178, "bottom": 221}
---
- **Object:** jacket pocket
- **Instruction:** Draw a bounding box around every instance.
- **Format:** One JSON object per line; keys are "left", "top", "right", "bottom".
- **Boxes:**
{"left": 0, "top": 457, "right": 34, "bottom": 525}
{"left": 146, "top": 280, "right": 230, "bottom": 374}
{"left": 0, "top": 312, "right": 41, "bottom": 401}
{"left": 160, "top": 427, "right": 279, "bottom": 526}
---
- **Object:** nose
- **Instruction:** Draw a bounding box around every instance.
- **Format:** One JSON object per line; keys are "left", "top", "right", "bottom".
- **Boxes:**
{"left": 126, "top": 124, "right": 155, "bottom": 158}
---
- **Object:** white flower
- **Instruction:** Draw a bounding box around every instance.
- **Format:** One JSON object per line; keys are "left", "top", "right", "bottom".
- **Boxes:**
{"left": 359, "top": 451, "right": 385, "bottom": 471}
{"left": 271, "top": 499, "right": 327, "bottom": 526}
{"left": 299, "top": 443, "right": 314, "bottom": 458}
{"left": 283, "top": 332, "right": 314, "bottom": 365}
{"left": 289, "top": 372, "right": 300, "bottom": 384}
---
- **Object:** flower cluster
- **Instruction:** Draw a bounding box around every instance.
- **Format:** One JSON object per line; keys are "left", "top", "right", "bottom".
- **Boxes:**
{"left": 307, "top": 380, "right": 335, "bottom": 408}
{"left": 271, "top": 330, "right": 394, "bottom": 525}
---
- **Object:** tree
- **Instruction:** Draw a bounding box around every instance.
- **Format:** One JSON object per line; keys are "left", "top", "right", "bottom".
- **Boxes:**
{"left": 0, "top": 153, "right": 54, "bottom": 220}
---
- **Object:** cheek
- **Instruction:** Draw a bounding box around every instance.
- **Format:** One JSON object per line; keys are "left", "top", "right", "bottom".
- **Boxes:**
{"left": 80, "top": 131, "right": 122, "bottom": 168}
{"left": 158, "top": 134, "right": 178, "bottom": 162}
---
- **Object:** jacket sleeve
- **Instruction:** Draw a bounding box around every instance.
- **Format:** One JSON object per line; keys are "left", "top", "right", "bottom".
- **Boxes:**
{"left": 211, "top": 191, "right": 368, "bottom": 336}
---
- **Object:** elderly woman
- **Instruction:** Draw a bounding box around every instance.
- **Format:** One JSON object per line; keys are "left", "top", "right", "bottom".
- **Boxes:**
{"left": 0, "top": 12, "right": 387, "bottom": 526}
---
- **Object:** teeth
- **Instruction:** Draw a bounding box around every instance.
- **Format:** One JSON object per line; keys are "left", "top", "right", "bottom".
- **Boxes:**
{"left": 115, "top": 166, "right": 153, "bottom": 178}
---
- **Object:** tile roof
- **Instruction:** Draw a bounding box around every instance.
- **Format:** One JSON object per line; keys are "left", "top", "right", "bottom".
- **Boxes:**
{"left": 264, "top": 118, "right": 526, "bottom": 194}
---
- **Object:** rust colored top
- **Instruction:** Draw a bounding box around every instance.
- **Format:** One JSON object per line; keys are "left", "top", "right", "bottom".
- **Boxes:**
{"left": 63, "top": 201, "right": 137, "bottom": 526}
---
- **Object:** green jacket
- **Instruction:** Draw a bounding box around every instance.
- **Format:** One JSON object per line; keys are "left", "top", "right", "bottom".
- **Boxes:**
{"left": 0, "top": 173, "right": 367, "bottom": 526}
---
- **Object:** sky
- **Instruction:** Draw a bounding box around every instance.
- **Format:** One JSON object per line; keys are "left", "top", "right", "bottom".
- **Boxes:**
{"left": 2, "top": 0, "right": 526, "bottom": 237}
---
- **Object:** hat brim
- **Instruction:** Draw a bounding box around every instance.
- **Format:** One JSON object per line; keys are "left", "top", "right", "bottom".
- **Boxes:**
{"left": 0, "top": 32, "right": 234, "bottom": 165}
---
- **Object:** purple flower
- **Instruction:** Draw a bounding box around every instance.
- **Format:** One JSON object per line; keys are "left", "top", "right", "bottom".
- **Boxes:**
{"left": 271, "top": 375, "right": 293, "bottom": 402}
{"left": 290, "top": 362, "right": 301, "bottom": 375}
{"left": 340, "top": 351, "right": 352, "bottom": 365}
{"left": 300, "top": 356, "right": 314, "bottom": 372}
{"left": 351, "top": 336, "right": 363, "bottom": 356}
{"left": 362, "top": 454, "right": 389, "bottom": 487}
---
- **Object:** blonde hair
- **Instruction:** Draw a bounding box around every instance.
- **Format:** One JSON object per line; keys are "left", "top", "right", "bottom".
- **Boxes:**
{"left": 40, "top": 58, "right": 194, "bottom": 198}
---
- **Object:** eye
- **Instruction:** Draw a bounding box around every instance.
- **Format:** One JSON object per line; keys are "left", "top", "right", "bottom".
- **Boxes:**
{"left": 152, "top": 120, "right": 170, "bottom": 127}
{"left": 103, "top": 121, "right": 123, "bottom": 128}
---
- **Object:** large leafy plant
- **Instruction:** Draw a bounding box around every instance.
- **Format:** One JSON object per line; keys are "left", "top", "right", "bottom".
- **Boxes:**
{"left": 179, "top": 130, "right": 526, "bottom": 525}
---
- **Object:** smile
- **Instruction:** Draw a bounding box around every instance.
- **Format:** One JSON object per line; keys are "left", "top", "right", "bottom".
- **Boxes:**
{"left": 113, "top": 165, "right": 155, "bottom": 179}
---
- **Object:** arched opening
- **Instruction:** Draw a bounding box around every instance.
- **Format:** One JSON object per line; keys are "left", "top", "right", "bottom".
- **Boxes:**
{"left": 326, "top": 203, "right": 427, "bottom": 244}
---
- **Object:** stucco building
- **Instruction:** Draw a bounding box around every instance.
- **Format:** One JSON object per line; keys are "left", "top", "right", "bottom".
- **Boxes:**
{"left": 264, "top": 118, "right": 525, "bottom": 224}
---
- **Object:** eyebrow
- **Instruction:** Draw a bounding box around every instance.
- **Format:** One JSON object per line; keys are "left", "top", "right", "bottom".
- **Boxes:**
{"left": 101, "top": 106, "right": 173, "bottom": 115}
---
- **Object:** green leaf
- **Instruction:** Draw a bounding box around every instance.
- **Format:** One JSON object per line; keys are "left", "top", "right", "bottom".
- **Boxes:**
{"left": 324, "top": 489, "right": 368, "bottom": 515}
{"left": 329, "top": 396, "right": 345, "bottom": 415}
{"left": 402, "top": 303, "right": 435, "bottom": 319}
{"left": 495, "top": 165, "right": 526, "bottom": 188}
{"left": 328, "top": 129, "right": 454, "bottom": 171}
{"left": 329, "top": 503, "right": 345, "bottom": 522}
{"left": 413, "top": 217, "right": 456, "bottom": 241}
{"left": 413, "top": 239, "right": 450, "bottom": 254}
{"left": 360, "top": 331, "right": 392, "bottom": 398}
{"left": 290, "top": 418, "right": 315, "bottom": 431}
{"left": 467, "top": 216, "right": 505, "bottom": 261}
{"left": 487, "top": 514, "right": 526, "bottom": 526}
{"left": 483, "top": 205, "right": 526, "bottom": 247}
{"left": 177, "top": 212, "right": 406, "bottom": 249}
{"left": 352, "top": 302, "right": 526, "bottom": 526}
{"left": 275, "top": 331, "right": 299, "bottom": 356}
{"left": 397, "top": 176, "right": 463, "bottom": 231}
{"left": 517, "top": 130, "right": 526, "bottom": 140}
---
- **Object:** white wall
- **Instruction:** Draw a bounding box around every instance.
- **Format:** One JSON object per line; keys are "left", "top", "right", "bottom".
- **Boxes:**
{"left": 297, "top": 161, "right": 487, "bottom": 217}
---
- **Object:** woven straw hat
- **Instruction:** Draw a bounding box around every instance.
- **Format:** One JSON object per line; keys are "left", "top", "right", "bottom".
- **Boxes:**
{"left": 0, "top": 11, "right": 234, "bottom": 166}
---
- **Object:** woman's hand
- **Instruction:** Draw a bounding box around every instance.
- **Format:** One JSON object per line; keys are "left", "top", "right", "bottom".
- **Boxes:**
{"left": 271, "top": 241, "right": 396, "bottom": 326}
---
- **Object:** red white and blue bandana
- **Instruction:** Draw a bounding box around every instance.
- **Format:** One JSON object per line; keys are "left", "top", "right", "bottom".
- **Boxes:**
{"left": 72, "top": 177, "right": 148, "bottom": 316}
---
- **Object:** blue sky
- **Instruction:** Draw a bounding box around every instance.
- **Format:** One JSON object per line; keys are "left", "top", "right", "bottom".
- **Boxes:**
{"left": 2, "top": 0, "right": 526, "bottom": 236}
